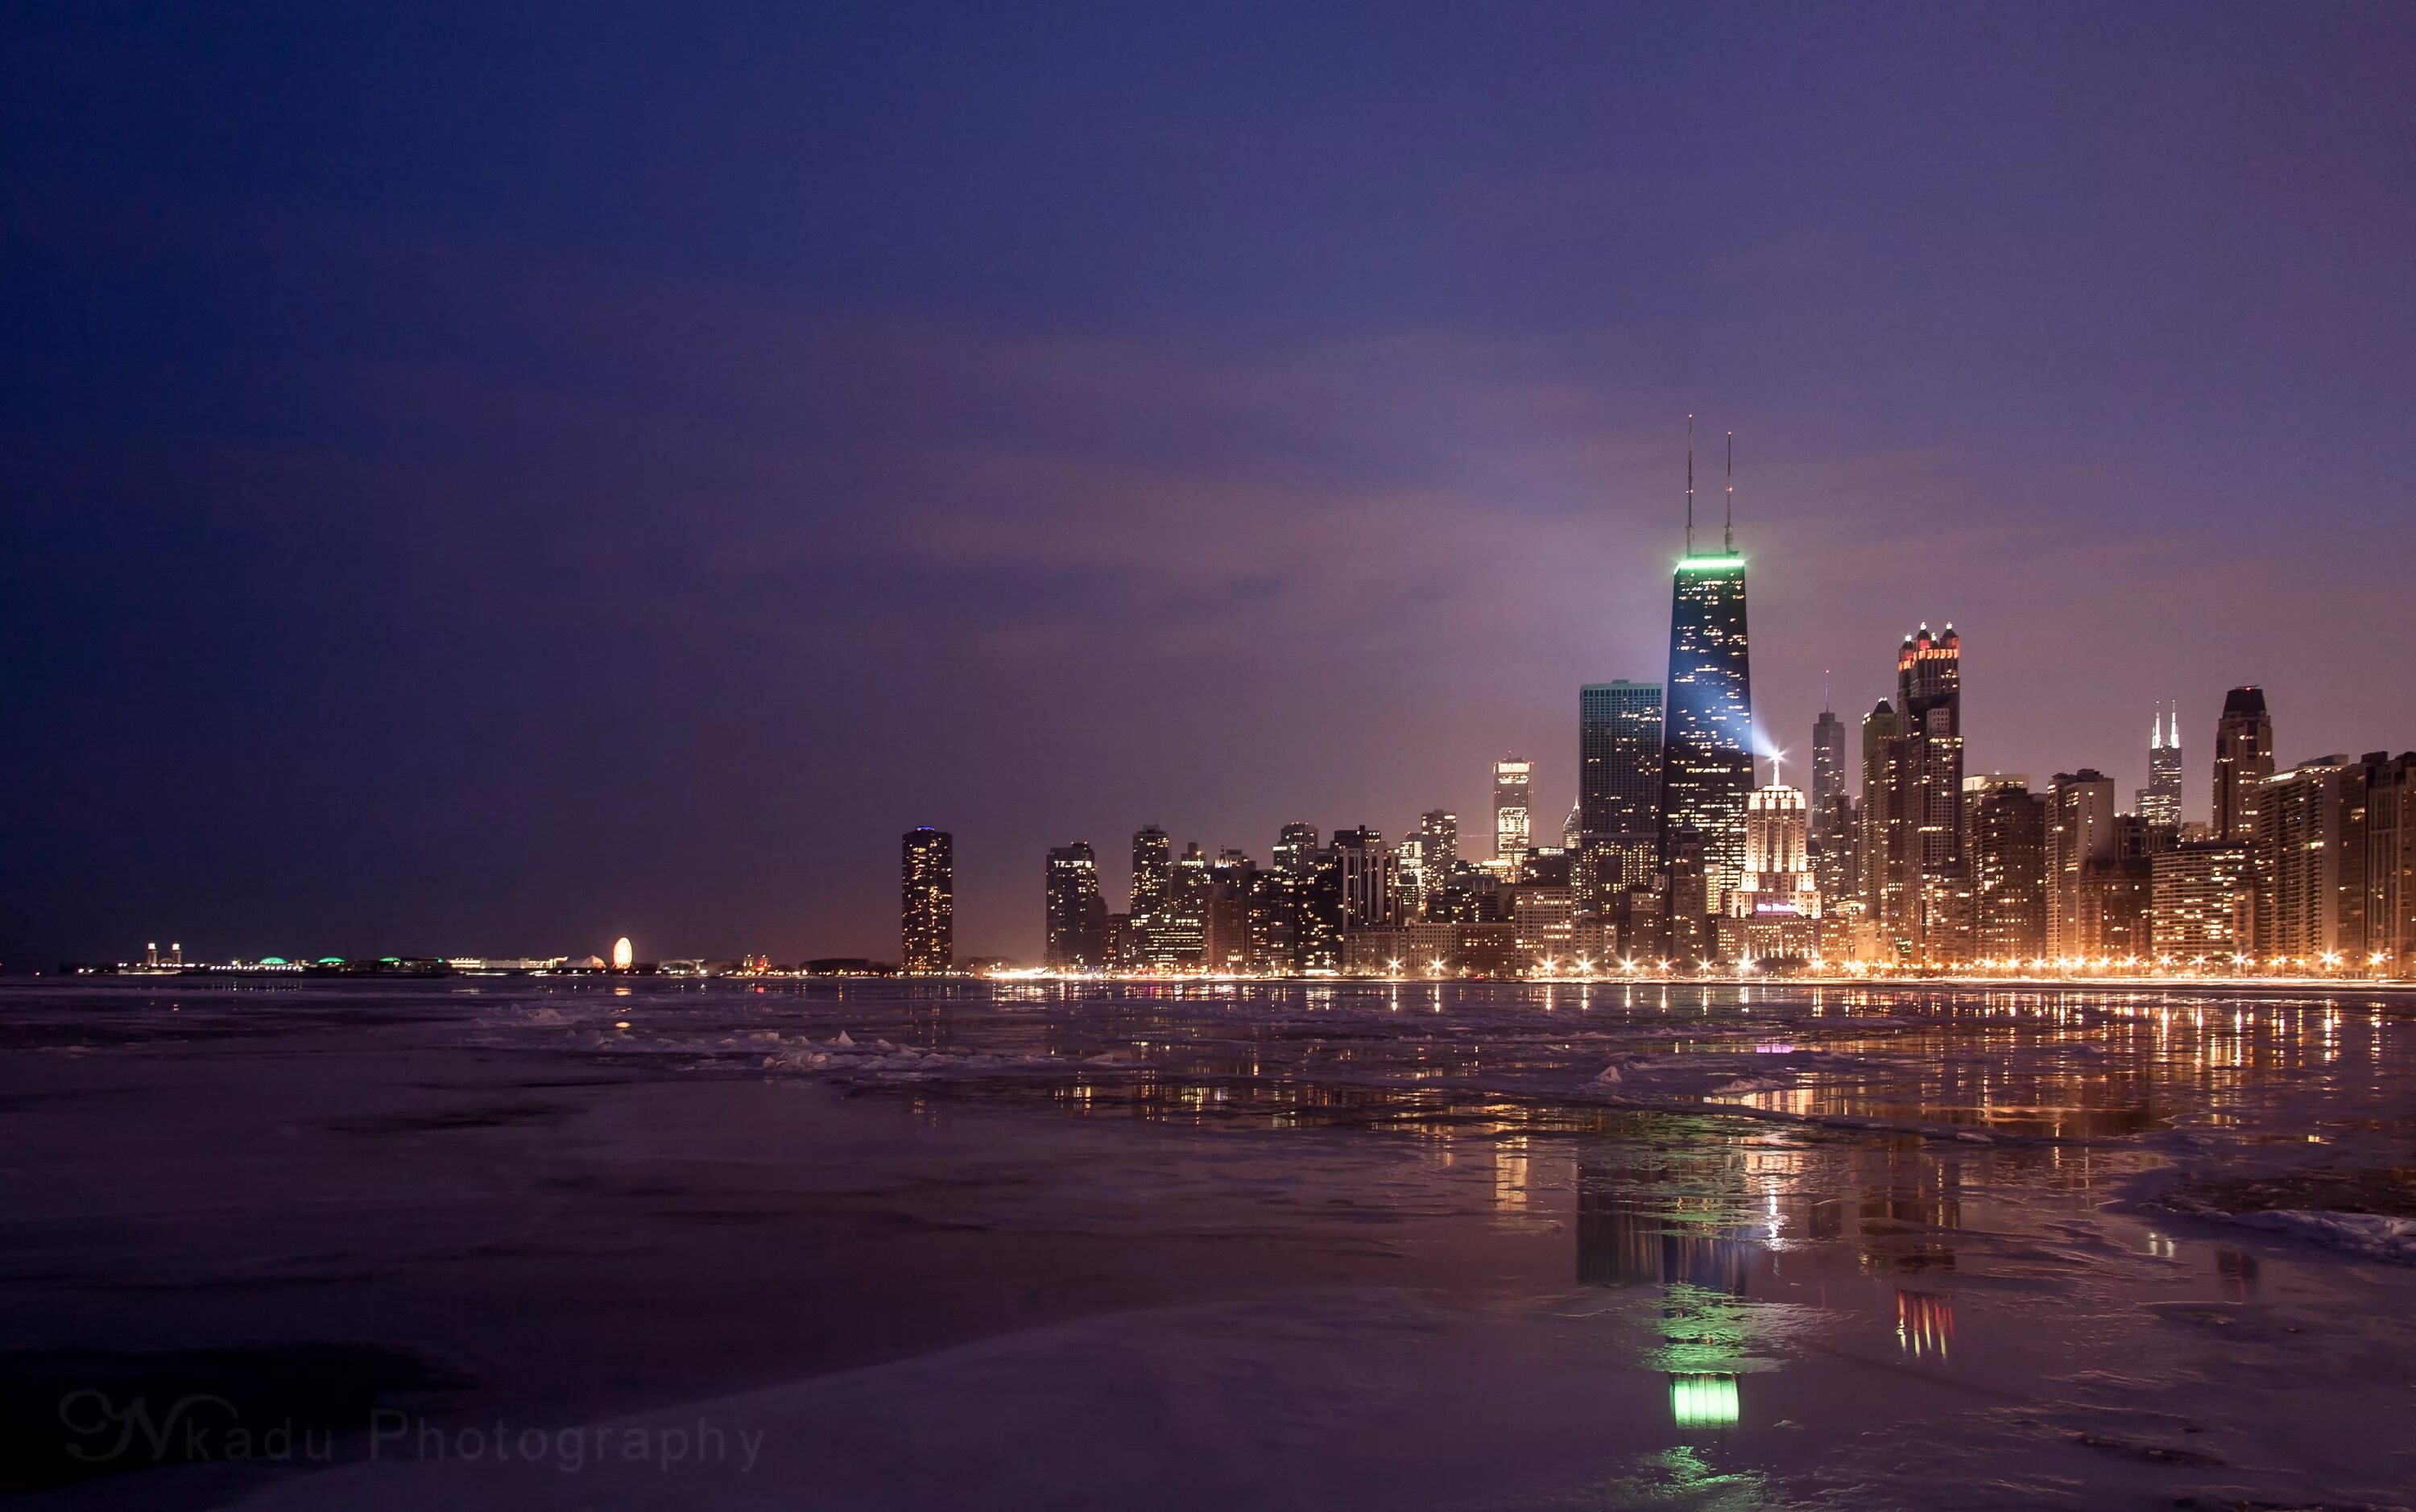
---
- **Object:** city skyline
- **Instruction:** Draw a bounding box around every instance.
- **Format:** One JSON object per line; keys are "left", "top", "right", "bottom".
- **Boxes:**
{"left": 7, "top": 6, "right": 2414, "bottom": 968}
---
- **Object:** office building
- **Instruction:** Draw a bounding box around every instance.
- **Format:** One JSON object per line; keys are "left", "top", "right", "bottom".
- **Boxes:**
{"left": 1044, "top": 842, "right": 1107, "bottom": 969}
{"left": 2140, "top": 704, "right": 2184, "bottom": 832}
{"left": 1494, "top": 758, "right": 1533, "bottom": 870}
{"left": 1578, "top": 681, "right": 1665, "bottom": 914}
{"left": 1963, "top": 775, "right": 2047, "bottom": 962}
{"left": 1657, "top": 556, "right": 1754, "bottom": 919}
{"left": 900, "top": 828, "right": 954, "bottom": 973}
{"left": 1334, "top": 825, "right": 1398, "bottom": 932}
{"left": 1719, "top": 784, "right": 1821, "bottom": 960}
{"left": 2213, "top": 687, "right": 2274, "bottom": 842}
{"left": 1130, "top": 825, "right": 1172, "bottom": 948}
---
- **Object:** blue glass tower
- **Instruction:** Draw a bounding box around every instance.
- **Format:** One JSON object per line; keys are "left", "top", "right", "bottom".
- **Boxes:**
{"left": 1656, "top": 428, "right": 1754, "bottom": 924}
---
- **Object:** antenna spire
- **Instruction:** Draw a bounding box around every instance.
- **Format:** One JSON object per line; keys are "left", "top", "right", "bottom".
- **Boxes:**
{"left": 1724, "top": 431, "right": 1735, "bottom": 552}
{"left": 1684, "top": 414, "right": 1695, "bottom": 556}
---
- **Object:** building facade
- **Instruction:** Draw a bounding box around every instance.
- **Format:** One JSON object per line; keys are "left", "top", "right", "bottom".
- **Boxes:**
{"left": 900, "top": 827, "right": 954, "bottom": 973}
{"left": 2047, "top": 770, "right": 2118, "bottom": 958}
{"left": 1578, "top": 681, "right": 1665, "bottom": 915}
{"left": 2213, "top": 686, "right": 2274, "bottom": 842}
{"left": 1657, "top": 553, "right": 1754, "bottom": 925}
{"left": 1044, "top": 842, "right": 1107, "bottom": 969}
{"left": 1963, "top": 774, "right": 2046, "bottom": 962}
{"left": 2141, "top": 703, "right": 2184, "bottom": 832}
{"left": 1493, "top": 758, "right": 1533, "bottom": 870}
{"left": 2149, "top": 843, "right": 2253, "bottom": 958}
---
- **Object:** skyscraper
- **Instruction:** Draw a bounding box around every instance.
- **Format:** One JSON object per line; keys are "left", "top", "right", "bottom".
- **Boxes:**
{"left": 1417, "top": 810, "right": 1459, "bottom": 873}
{"left": 1892, "top": 624, "right": 1966, "bottom": 959}
{"left": 1130, "top": 824, "right": 1172, "bottom": 960}
{"left": 1493, "top": 757, "right": 1533, "bottom": 870}
{"left": 2047, "top": 770, "right": 2118, "bottom": 958}
{"left": 2212, "top": 687, "right": 2273, "bottom": 842}
{"left": 1044, "top": 842, "right": 1107, "bottom": 969}
{"left": 900, "top": 828, "right": 954, "bottom": 973}
{"left": 1578, "top": 681, "right": 1664, "bottom": 913}
{"left": 2257, "top": 756, "right": 2360, "bottom": 961}
{"left": 1860, "top": 700, "right": 1904, "bottom": 944}
{"left": 1808, "top": 700, "right": 1852, "bottom": 940}
{"left": 2140, "top": 703, "right": 2184, "bottom": 832}
{"left": 1656, "top": 442, "right": 1752, "bottom": 923}
{"left": 1810, "top": 703, "right": 1847, "bottom": 813}
{"left": 1333, "top": 825, "right": 1397, "bottom": 932}
{"left": 1963, "top": 775, "right": 2046, "bottom": 961}
{"left": 2356, "top": 752, "right": 2416, "bottom": 976}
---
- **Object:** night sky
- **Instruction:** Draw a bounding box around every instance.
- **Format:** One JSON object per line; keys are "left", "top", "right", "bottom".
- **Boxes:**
{"left": 6, "top": 2, "right": 2414, "bottom": 967}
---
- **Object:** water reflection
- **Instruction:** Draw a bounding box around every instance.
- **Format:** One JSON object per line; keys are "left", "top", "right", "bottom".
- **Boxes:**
{"left": 1895, "top": 1290, "right": 1954, "bottom": 1360}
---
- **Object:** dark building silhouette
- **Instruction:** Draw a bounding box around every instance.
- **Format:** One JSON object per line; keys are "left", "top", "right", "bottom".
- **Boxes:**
{"left": 1044, "top": 842, "right": 1107, "bottom": 969}
{"left": 1578, "top": 680, "right": 1665, "bottom": 916}
{"left": 1892, "top": 625, "right": 1967, "bottom": 960}
{"left": 1963, "top": 775, "right": 2046, "bottom": 960}
{"left": 2213, "top": 687, "right": 2273, "bottom": 842}
{"left": 900, "top": 827, "right": 954, "bottom": 973}
{"left": 1860, "top": 700, "right": 1904, "bottom": 948}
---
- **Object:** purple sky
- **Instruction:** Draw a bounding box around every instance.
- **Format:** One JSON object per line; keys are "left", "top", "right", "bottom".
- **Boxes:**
{"left": 5, "top": 2, "right": 2414, "bottom": 965}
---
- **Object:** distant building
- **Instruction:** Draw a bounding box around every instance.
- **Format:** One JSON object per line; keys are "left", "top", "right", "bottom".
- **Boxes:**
{"left": 1044, "top": 842, "right": 1107, "bottom": 969}
{"left": 1578, "top": 681, "right": 1665, "bottom": 915}
{"left": 1205, "top": 849, "right": 1256, "bottom": 972}
{"left": 2046, "top": 770, "right": 2118, "bottom": 958}
{"left": 1334, "top": 826, "right": 1399, "bottom": 932}
{"left": 2355, "top": 752, "right": 2416, "bottom": 976}
{"left": 1129, "top": 825, "right": 1172, "bottom": 960}
{"left": 2150, "top": 843, "right": 2253, "bottom": 958}
{"left": 1494, "top": 757, "right": 1533, "bottom": 870}
{"left": 1657, "top": 552, "right": 1754, "bottom": 923}
{"left": 1148, "top": 842, "right": 1210, "bottom": 969}
{"left": 900, "top": 827, "right": 954, "bottom": 973}
{"left": 2257, "top": 756, "right": 2359, "bottom": 962}
{"left": 2212, "top": 687, "right": 2273, "bottom": 842}
{"left": 1891, "top": 625, "right": 1967, "bottom": 961}
{"left": 1719, "top": 784, "right": 1821, "bottom": 960}
{"left": 1963, "top": 775, "right": 2047, "bottom": 961}
{"left": 2139, "top": 704, "right": 2184, "bottom": 832}
{"left": 1860, "top": 700, "right": 1905, "bottom": 949}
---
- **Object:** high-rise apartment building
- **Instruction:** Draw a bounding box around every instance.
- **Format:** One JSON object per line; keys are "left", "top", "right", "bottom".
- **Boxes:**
{"left": 2356, "top": 753, "right": 2416, "bottom": 975}
{"left": 2140, "top": 704, "right": 2184, "bottom": 832}
{"left": 2047, "top": 770, "right": 2118, "bottom": 958}
{"left": 2257, "top": 756, "right": 2360, "bottom": 962}
{"left": 1044, "top": 842, "right": 1107, "bottom": 969}
{"left": 1577, "top": 681, "right": 1665, "bottom": 914}
{"left": 1493, "top": 758, "right": 1533, "bottom": 870}
{"left": 2149, "top": 843, "right": 2253, "bottom": 958}
{"left": 2212, "top": 687, "right": 2274, "bottom": 842}
{"left": 1963, "top": 774, "right": 2046, "bottom": 961}
{"left": 900, "top": 828, "right": 954, "bottom": 973}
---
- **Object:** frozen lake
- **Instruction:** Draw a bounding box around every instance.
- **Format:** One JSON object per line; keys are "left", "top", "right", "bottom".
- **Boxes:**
{"left": 5, "top": 977, "right": 2414, "bottom": 1509}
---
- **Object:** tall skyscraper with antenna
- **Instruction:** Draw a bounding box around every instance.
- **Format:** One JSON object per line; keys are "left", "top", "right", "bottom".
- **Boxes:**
{"left": 1657, "top": 420, "right": 1754, "bottom": 945}
{"left": 2140, "top": 703, "right": 2183, "bottom": 832}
